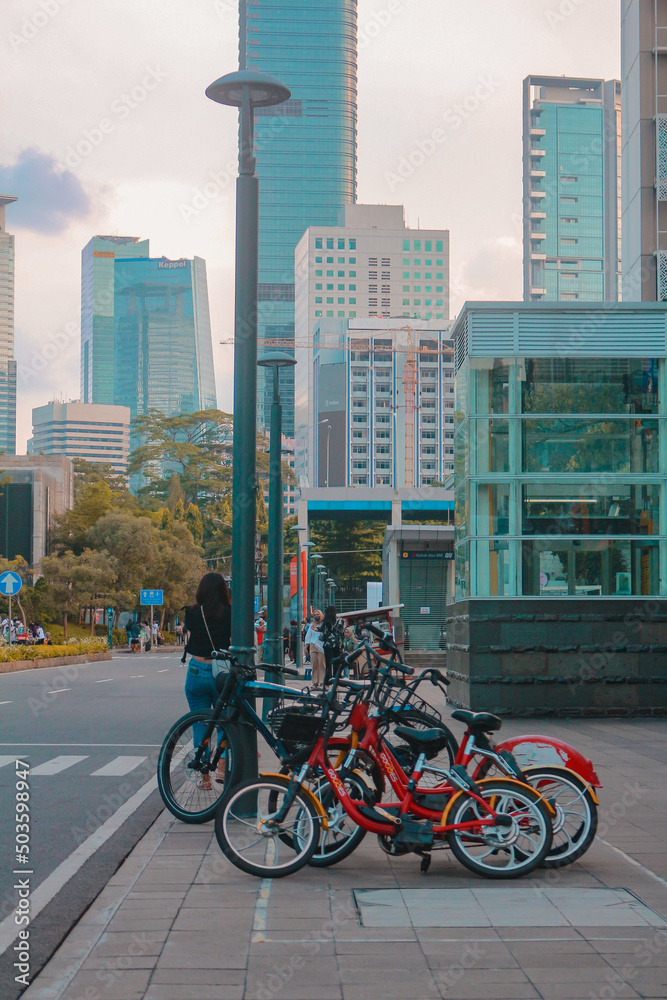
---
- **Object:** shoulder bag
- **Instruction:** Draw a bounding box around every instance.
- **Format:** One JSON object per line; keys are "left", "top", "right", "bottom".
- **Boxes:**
{"left": 200, "top": 605, "right": 231, "bottom": 679}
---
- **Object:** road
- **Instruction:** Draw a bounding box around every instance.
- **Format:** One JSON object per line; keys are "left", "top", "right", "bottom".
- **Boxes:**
{"left": 0, "top": 645, "right": 189, "bottom": 990}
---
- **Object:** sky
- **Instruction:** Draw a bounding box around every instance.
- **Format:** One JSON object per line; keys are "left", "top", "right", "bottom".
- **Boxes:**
{"left": 2, "top": 0, "right": 621, "bottom": 452}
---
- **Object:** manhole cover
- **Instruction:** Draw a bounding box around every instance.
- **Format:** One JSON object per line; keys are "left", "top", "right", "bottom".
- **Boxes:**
{"left": 353, "top": 888, "right": 667, "bottom": 928}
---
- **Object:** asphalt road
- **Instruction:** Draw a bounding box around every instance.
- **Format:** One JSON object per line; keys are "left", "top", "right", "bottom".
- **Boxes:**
{"left": 0, "top": 645, "right": 189, "bottom": 991}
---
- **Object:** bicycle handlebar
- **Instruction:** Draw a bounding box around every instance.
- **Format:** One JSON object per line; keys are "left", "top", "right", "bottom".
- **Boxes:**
{"left": 259, "top": 662, "right": 300, "bottom": 677}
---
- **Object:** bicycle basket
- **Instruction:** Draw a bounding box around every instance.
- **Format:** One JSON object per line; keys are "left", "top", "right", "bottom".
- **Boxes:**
{"left": 269, "top": 705, "right": 324, "bottom": 747}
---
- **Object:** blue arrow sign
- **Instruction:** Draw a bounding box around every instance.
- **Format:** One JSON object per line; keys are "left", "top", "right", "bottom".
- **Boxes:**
{"left": 140, "top": 589, "right": 163, "bottom": 606}
{"left": 0, "top": 571, "right": 22, "bottom": 596}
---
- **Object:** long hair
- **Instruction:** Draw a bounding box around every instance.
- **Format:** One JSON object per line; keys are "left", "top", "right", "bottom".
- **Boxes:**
{"left": 323, "top": 605, "right": 337, "bottom": 628}
{"left": 195, "top": 572, "right": 231, "bottom": 619}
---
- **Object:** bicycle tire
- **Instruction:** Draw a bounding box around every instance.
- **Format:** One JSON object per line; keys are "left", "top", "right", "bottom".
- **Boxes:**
{"left": 523, "top": 766, "right": 598, "bottom": 868}
{"left": 157, "top": 710, "right": 241, "bottom": 824}
{"left": 215, "top": 777, "right": 320, "bottom": 878}
{"left": 446, "top": 778, "right": 553, "bottom": 879}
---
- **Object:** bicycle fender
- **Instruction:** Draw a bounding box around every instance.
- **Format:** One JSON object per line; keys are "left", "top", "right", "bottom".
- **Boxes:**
{"left": 439, "top": 777, "right": 556, "bottom": 828}
{"left": 496, "top": 735, "right": 602, "bottom": 787}
{"left": 521, "top": 764, "right": 600, "bottom": 806}
{"left": 260, "top": 773, "right": 329, "bottom": 830}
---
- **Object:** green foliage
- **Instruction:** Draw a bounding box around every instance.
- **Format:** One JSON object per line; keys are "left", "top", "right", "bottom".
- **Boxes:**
{"left": 302, "top": 520, "right": 385, "bottom": 587}
{"left": 0, "top": 638, "right": 108, "bottom": 662}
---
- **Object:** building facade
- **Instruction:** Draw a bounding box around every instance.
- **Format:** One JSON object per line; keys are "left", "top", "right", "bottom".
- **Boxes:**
{"left": 81, "top": 235, "right": 149, "bottom": 405}
{"left": 113, "top": 255, "right": 217, "bottom": 419}
{"left": 294, "top": 205, "right": 450, "bottom": 484}
{"left": 621, "top": 0, "right": 667, "bottom": 301}
{"left": 29, "top": 400, "right": 131, "bottom": 474}
{"left": 240, "top": 0, "right": 358, "bottom": 436}
{"left": 310, "top": 318, "right": 454, "bottom": 490}
{"left": 449, "top": 301, "right": 667, "bottom": 715}
{"left": 0, "top": 455, "right": 73, "bottom": 568}
{"left": 0, "top": 195, "right": 18, "bottom": 454}
{"left": 523, "top": 76, "right": 621, "bottom": 302}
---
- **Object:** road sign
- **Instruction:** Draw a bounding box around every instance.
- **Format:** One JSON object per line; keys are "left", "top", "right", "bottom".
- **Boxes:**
{"left": 0, "top": 571, "right": 22, "bottom": 596}
{"left": 140, "top": 589, "right": 163, "bottom": 606}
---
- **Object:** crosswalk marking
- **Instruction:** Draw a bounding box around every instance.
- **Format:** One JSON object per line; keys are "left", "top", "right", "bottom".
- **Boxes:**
{"left": 30, "top": 755, "right": 88, "bottom": 775}
{"left": 90, "top": 756, "right": 147, "bottom": 777}
{"left": 0, "top": 756, "right": 16, "bottom": 769}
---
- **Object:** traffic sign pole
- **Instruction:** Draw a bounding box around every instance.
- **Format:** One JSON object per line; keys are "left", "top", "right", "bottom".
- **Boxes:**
{"left": 150, "top": 604, "right": 154, "bottom": 652}
{"left": 8, "top": 595, "right": 11, "bottom": 649}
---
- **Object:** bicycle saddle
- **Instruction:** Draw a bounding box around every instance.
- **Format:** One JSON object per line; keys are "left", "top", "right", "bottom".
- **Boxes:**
{"left": 451, "top": 709, "right": 502, "bottom": 733}
{"left": 393, "top": 726, "right": 450, "bottom": 754}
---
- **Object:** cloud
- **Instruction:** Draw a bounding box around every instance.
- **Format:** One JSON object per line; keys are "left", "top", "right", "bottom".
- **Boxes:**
{"left": 0, "top": 148, "right": 91, "bottom": 234}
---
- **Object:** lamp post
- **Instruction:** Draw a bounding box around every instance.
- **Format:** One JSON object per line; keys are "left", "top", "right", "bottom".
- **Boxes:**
{"left": 257, "top": 351, "right": 296, "bottom": 712}
{"left": 311, "top": 554, "right": 322, "bottom": 609}
{"left": 318, "top": 418, "right": 332, "bottom": 487}
{"left": 206, "top": 69, "right": 290, "bottom": 784}
{"left": 290, "top": 528, "right": 313, "bottom": 672}
{"left": 318, "top": 567, "right": 327, "bottom": 610}
{"left": 325, "top": 577, "right": 336, "bottom": 607}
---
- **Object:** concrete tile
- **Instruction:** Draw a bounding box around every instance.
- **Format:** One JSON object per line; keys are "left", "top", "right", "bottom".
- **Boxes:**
{"left": 157, "top": 931, "right": 248, "bottom": 969}
{"left": 145, "top": 988, "right": 243, "bottom": 1000}
{"left": 59, "top": 970, "right": 152, "bottom": 1000}
{"left": 150, "top": 968, "right": 246, "bottom": 984}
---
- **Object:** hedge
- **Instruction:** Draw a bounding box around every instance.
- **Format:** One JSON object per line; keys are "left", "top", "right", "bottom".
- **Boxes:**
{"left": 0, "top": 639, "right": 108, "bottom": 662}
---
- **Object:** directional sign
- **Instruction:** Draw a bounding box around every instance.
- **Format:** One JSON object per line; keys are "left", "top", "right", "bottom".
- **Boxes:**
{"left": 140, "top": 589, "right": 163, "bottom": 606}
{"left": 0, "top": 571, "right": 22, "bottom": 596}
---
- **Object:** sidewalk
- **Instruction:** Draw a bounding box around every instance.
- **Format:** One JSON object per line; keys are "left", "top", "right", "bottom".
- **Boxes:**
{"left": 21, "top": 716, "right": 667, "bottom": 1000}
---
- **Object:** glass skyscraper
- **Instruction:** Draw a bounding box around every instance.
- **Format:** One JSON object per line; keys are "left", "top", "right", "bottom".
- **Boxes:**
{"left": 240, "top": 0, "right": 358, "bottom": 435}
{"left": 113, "top": 255, "right": 217, "bottom": 419}
{"left": 523, "top": 76, "right": 621, "bottom": 302}
{"left": 0, "top": 195, "right": 17, "bottom": 454}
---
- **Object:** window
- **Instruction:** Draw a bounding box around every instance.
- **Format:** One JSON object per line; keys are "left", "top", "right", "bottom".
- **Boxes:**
{"left": 326, "top": 238, "right": 333, "bottom": 249}
{"left": 327, "top": 284, "right": 333, "bottom": 290}
{"left": 425, "top": 240, "right": 432, "bottom": 251}
{"left": 403, "top": 285, "right": 410, "bottom": 292}
{"left": 403, "top": 299, "right": 410, "bottom": 305}
{"left": 561, "top": 238, "right": 578, "bottom": 245}
{"left": 403, "top": 258, "right": 410, "bottom": 265}
{"left": 436, "top": 240, "right": 443, "bottom": 252}
{"left": 337, "top": 271, "right": 344, "bottom": 277}
{"left": 315, "top": 283, "right": 322, "bottom": 289}
{"left": 436, "top": 299, "right": 443, "bottom": 306}
{"left": 315, "top": 310, "right": 322, "bottom": 317}
{"left": 403, "top": 272, "right": 410, "bottom": 279}
{"left": 326, "top": 297, "right": 333, "bottom": 303}
{"left": 414, "top": 299, "right": 421, "bottom": 306}
{"left": 436, "top": 286, "right": 443, "bottom": 292}
{"left": 349, "top": 283, "right": 356, "bottom": 291}
{"left": 414, "top": 272, "right": 421, "bottom": 279}
{"left": 327, "top": 271, "right": 333, "bottom": 277}
{"left": 561, "top": 196, "right": 578, "bottom": 204}
{"left": 338, "top": 238, "right": 345, "bottom": 249}
{"left": 349, "top": 297, "right": 356, "bottom": 304}
{"left": 315, "top": 296, "right": 322, "bottom": 303}
{"left": 413, "top": 240, "right": 421, "bottom": 251}
{"left": 425, "top": 259, "right": 432, "bottom": 266}
{"left": 425, "top": 299, "right": 432, "bottom": 306}
{"left": 327, "top": 257, "right": 333, "bottom": 263}
{"left": 402, "top": 239, "right": 410, "bottom": 251}
{"left": 349, "top": 310, "right": 356, "bottom": 318}
{"left": 349, "top": 239, "right": 356, "bottom": 250}
{"left": 338, "top": 283, "right": 345, "bottom": 290}
{"left": 349, "top": 257, "right": 356, "bottom": 264}
{"left": 326, "top": 311, "right": 333, "bottom": 317}
{"left": 338, "top": 311, "right": 345, "bottom": 317}
{"left": 413, "top": 259, "right": 421, "bottom": 266}
{"left": 338, "top": 297, "right": 345, "bottom": 304}
{"left": 338, "top": 257, "right": 345, "bottom": 264}
{"left": 315, "top": 237, "right": 322, "bottom": 249}
{"left": 436, "top": 259, "right": 443, "bottom": 266}
{"left": 560, "top": 217, "right": 579, "bottom": 224}
{"left": 315, "top": 257, "right": 322, "bottom": 264}
{"left": 315, "top": 270, "right": 322, "bottom": 277}
{"left": 349, "top": 270, "right": 356, "bottom": 277}
{"left": 560, "top": 176, "right": 578, "bottom": 183}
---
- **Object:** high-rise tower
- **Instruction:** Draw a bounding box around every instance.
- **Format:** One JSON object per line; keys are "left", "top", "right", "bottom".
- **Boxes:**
{"left": 240, "top": 0, "right": 358, "bottom": 435}
{"left": 523, "top": 76, "right": 621, "bottom": 302}
{"left": 621, "top": 0, "right": 667, "bottom": 300}
{"left": 0, "top": 195, "right": 18, "bottom": 454}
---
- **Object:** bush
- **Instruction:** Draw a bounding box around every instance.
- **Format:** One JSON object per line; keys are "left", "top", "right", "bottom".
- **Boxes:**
{"left": 0, "top": 638, "right": 108, "bottom": 662}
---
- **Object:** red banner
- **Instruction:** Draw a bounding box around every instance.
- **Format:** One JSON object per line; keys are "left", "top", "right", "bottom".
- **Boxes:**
{"left": 289, "top": 552, "right": 308, "bottom": 617}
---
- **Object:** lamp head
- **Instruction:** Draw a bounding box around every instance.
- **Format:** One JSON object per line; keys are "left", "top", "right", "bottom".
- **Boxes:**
{"left": 257, "top": 350, "right": 297, "bottom": 369}
{"left": 206, "top": 70, "right": 291, "bottom": 108}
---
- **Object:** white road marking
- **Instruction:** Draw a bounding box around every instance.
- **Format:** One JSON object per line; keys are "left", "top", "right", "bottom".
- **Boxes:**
{"left": 600, "top": 837, "right": 667, "bottom": 889}
{"left": 46, "top": 688, "right": 70, "bottom": 695}
{"left": 94, "top": 678, "right": 113, "bottom": 684}
{"left": 90, "top": 755, "right": 147, "bottom": 777}
{"left": 0, "top": 773, "right": 158, "bottom": 959}
{"left": 157, "top": 669, "right": 169, "bottom": 673}
{"left": 30, "top": 755, "right": 88, "bottom": 775}
{"left": 0, "top": 755, "right": 16, "bottom": 769}
{"left": 0, "top": 700, "right": 12, "bottom": 706}
{"left": 130, "top": 674, "right": 145, "bottom": 678}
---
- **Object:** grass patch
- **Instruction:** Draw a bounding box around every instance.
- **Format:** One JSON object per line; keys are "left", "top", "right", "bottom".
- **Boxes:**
{"left": 0, "top": 638, "right": 108, "bottom": 661}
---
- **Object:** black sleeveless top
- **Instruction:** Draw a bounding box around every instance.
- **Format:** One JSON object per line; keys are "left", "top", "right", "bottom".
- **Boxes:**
{"left": 183, "top": 603, "right": 231, "bottom": 658}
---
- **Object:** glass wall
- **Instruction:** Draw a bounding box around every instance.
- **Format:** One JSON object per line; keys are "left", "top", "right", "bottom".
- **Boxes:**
{"left": 454, "top": 356, "right": 666, "bottom": 599}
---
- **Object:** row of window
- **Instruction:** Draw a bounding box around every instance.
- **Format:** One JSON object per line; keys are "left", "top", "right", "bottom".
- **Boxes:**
{"left": 315, "top": 237, "right": 357, "bottom": 250}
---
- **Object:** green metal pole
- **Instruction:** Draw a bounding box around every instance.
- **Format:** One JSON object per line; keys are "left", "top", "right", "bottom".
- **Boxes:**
{"left": 295, "top": 534, "right": 302, "bottom": 672}
{"left": 263, "top": 364, "right": 284, "bottom": 719}
{"left": 230, "top": 87, "right": 260, "bottom": 783}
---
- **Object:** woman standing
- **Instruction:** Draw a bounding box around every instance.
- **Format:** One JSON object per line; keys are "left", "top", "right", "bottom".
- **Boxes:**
{"left": 183, "top": 572, "right": 232, "bottom": 790}
{"left": 304, "top": 610, "right": 326, "bottom": 688}
{"left": 321, "top": 605, "right": 344, "bottom": 687}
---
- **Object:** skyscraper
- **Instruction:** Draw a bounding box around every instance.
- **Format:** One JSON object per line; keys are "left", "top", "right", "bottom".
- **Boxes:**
{"left": 81, "top": 235, "right": 149, "bottom": 404}
{"left": 0, "top": 195, "right": 18, "bottom": 454}
{"left": 523, "top": 76, "right": 621, "bottom": 302}
{"left": 113, "top": 255, "right": 217, "bottom": 419}
{"left": 240, "top": 0, "right": 358, "bottom": 435}
{"left": 621, "top": 0, "right": 667, "bottom": 301}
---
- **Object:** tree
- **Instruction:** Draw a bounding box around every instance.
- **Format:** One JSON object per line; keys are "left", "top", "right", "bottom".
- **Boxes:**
{"left": 299, "top": 520, "right": 386, "bottom": 590}
{"left": 86, "top": 512, "right": 159, "bottom": 614}
{"left": 40, "top": 549, "right": 116, "bottom": 641}
{"left": 0, "top": 556, "right": 32, "bottom": 626}
{"left": 71, "top": 459, "right": 134, "bottom": 505}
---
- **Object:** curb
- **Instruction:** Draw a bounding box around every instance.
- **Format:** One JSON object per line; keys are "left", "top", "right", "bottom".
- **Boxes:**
{"left": 0, "top": 650, "right": 113, "bottom": 674}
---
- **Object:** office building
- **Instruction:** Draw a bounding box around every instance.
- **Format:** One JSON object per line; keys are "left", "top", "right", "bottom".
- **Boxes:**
{"left": 621, "top": 0, "right": 667, "bottom": 300}
{"left": 449, "top": 300, "right": 667, "bottom": 714}
{"left": 294, "top": 204, "right": 450, "bottom": 484}
{"left": 81, "top": 235, "right": 149, "bottom": 405}
{"left": 523, "top": 76, "right": 621, "bottom": 302}
{"left": 29, "top": 400, "right": 131, "bottom": 474}
{"left": 240, "top": 0, "right": 358, "bottom": 435}
{"left": 0, "top": 455, "right": 73, "bottom": 567}
{"left": 113, "top": 254, "right": 217, "bottom": 419}
{"left": 0, "top": 195, "right": 18, "bottom": 454}
{"left": 310, "top": 318, "right": 454, "bottom": 490}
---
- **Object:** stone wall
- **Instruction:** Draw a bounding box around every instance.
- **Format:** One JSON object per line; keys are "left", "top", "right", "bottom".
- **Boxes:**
{"left": 446, "top": 599, "right": 667, "bottom": 716}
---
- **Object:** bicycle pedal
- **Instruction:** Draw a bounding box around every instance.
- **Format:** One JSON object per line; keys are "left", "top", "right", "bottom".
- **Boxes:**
{"left": 420, "top": 853, "right": 432, "bottom": 874}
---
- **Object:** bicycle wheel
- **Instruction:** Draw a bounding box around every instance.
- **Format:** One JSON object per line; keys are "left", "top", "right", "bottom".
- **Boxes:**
{"left": 446, "top": 778, "right": 553, "bottom": 879}
{"left": 215, "top": 778, "right": 320, "bottom": 878}
{"left": 523, "top": 766, "right": 598, "bottom": 868}
{"left": 308, "top": 772, "right": 370, "bottom": 867}
{"left": 158, "top": 711, "right": 241, "bottom": 824}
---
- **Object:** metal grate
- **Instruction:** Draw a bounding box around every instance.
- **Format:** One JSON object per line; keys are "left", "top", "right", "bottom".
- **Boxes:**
{"left": 659, "top": 252, "right": 667, "bottom": 302}
{"left": 657, "top": 115, "right": 667, "bottom": 201}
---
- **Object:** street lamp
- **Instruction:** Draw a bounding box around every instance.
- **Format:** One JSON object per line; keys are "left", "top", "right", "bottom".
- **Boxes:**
{"left": 325, "top": 577, "right": 336, "bottom": 607}
{"left": 318, "top": 418, "right": 332, "bottom": 487}
{"left": 317, "top": 566, "right": 327, "bottom": 611}
{"left": 206, "top": 68, "right": 290, "bottom": 783}
{"left": 290, "top": 528, "right": 314, "bottom": 672}
{"left": 257, "top": 351, "right": 296, "bottom": 706}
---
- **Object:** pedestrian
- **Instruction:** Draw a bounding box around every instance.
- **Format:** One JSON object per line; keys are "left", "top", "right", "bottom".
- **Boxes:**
{"left": 304, "top": 610, "right": 326, "bottom": 688}
{"left": 183, "top": 572, "right": 232, "bottom": 791}
{"left": 321, "top": 606, "right": 344, "bottom": 686}
{"left": 35, "top": 623, "right": 45, "bottom": 645}
{"left": 289, "top": 619, "right": 298, "bottom": 663}
{"left": 129, "top": 620, "right": 141, "bottom": 653}
{"left": 175, "top": 622, "right": 183, "bottom": 645}
{"left": 282, "top": 625, "right": 290, "bottom": 660}
{"left": 254, "top": 606, "right": 267, "bottom": 664}
{"left": 125, "top": 618, "right": 133, "bottom": 649}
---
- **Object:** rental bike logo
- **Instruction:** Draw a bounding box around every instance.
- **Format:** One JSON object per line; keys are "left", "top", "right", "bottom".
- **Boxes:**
{"left": 13, "top": 759, "right": 31, "bottom": 987}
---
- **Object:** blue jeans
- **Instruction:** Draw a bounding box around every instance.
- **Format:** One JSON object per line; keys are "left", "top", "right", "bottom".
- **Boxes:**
{"left": 185, "top": 658, "right": 219, "bottom": 750}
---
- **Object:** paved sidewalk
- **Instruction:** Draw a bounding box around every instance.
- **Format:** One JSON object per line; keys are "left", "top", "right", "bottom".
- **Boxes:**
{"left": 21, "top": 717, "right": 667, "bottom": 1000}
